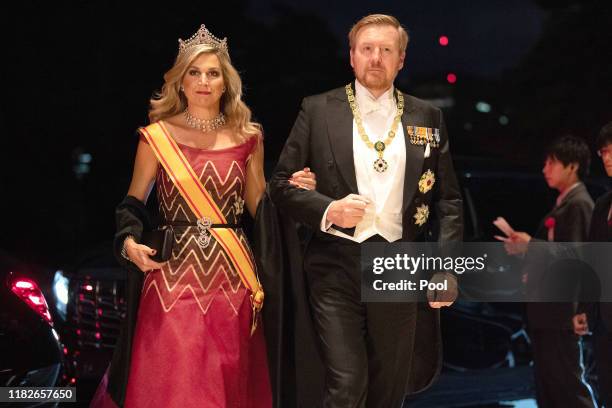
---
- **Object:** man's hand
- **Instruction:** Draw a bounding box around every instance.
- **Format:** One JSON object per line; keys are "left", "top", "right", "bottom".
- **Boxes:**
{"left": 496, "top": 231, "right": 532, "bottom": 256}
{"left": 427, "top": 273, "right": 457, "bottom": 309}
{"left": 326, "top": 194, "right": 370, "bottom": 228}
{"left": 429, "top": 301, "right": 454, "bottom": 309}
{"left": 289, "top": 167, "right": 316, "bottom": 190}
{"left": 572, "top": 313, "right": 589, "bottom": 336}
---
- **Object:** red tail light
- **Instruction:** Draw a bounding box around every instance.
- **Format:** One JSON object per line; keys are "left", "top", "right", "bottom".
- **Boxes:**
{"left": 10, "top": 278, "right": 53, "bottom": 325}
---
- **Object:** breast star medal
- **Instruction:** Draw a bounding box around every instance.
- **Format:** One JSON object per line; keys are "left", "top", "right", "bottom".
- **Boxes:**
{"left": 418, "top": 169, "right": 436, "bottom": 194}
{"left": 414, "top": 204, "right": 430, "bottom": 226}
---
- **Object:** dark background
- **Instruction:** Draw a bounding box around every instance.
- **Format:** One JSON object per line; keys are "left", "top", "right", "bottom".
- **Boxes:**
{"left": 1, "top": 0, "right": 611, "bottom": 268}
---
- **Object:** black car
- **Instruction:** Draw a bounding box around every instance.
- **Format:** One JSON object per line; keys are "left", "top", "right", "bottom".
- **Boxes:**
{"left": 52, "top": 244, "right": 126, "bottom": 383}
{"left": 1, "top": 251, "right": 69, "bottom": 406}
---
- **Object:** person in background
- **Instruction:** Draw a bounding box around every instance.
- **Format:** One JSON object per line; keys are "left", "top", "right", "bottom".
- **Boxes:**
{"left": 502, "top": 135, "right": 597, "bottom": 408}
{"left": 574, "top": 122, "right": 612, "bottom": 407}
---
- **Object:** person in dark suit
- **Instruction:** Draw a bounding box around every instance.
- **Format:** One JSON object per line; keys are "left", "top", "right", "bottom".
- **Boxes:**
{"left": 574, "top": 122, "right": 612, "bottom": 407}
{"left": 269, "top": 14, "right": 463, "bottom": 408}
{"left": 504, "top": 135, "right": 597, "bottom": 407}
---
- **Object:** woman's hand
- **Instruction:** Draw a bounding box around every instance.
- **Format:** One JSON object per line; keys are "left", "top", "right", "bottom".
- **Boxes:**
{"left": 289, "top": 167, "right": 316, "bottom": 190}
{"left": 124, "top": 237, "right": 165, "bottom": 273}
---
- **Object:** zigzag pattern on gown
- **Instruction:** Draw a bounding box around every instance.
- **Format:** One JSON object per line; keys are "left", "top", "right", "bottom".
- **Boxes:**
{"left": 142, "top": 144, "right": 256, "bottom": 316}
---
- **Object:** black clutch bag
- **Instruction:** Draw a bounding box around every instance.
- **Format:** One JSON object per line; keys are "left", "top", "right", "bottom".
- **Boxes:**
{"left": 141, "top": 225, "right": 174, "bottom": 262}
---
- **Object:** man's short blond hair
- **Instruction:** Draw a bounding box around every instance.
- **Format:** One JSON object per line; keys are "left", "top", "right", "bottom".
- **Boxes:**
{"left": 348, "top": 14, "right": 409, "bottom": 52}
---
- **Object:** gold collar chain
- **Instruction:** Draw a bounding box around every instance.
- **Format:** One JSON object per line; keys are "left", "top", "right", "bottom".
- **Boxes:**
{"left": 345, "top": 84, "right": 404, "bottom": 173}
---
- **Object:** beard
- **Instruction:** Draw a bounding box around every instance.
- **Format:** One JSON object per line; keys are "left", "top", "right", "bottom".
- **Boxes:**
{"left": 357, "top": 67, "right": 393, "bottom": 90}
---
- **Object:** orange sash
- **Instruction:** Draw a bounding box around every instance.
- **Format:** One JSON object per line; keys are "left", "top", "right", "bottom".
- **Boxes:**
{"left": 140, "top": 122, "right": 264, "bottom": 334}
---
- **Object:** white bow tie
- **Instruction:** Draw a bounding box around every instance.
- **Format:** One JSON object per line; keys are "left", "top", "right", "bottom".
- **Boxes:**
{"left": 359, "top": 97, "right": 394, "bottom": 115}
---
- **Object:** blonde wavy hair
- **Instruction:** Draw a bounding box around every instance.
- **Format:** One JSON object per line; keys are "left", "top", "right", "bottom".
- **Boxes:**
{"left": 148, "top": 44, "right": 261, "bottom": 140}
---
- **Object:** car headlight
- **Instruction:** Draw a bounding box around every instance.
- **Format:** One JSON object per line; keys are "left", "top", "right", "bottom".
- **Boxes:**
{"left": 53, "top": 270, "right": 69, "bottom": 320}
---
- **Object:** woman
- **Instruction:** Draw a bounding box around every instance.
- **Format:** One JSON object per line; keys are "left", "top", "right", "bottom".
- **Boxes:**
{"left": 91, "top": 25, "right": 315, "bottom": 408}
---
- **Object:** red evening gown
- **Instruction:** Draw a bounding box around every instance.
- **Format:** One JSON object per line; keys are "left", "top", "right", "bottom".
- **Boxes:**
{"left": 91, "top": 134, "right": 272, "bottom": 408}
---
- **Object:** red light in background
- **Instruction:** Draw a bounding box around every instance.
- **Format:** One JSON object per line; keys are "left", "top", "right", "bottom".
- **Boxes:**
{"left": 10, "top": 278, "right": 53, "bottom": 325}
{"left": 15, "top": 281, "right": 35, "bottom": 290}
{"left": 439, "top": 35, "right": 449, "bottom": 46}
{"left": 446, "top": 73, "right": 457, "bottom": 84}
{"left": 84, "top": 284, "right": 93, "bottom": 292}
{"left": 28, "top": 295, "right": 44, "bottom": 305}
{"left": 95, "top": 332, "right": 101, "bottom": 340}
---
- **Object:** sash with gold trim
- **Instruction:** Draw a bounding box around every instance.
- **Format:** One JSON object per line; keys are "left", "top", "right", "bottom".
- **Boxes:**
{"left": 140, "top": 121, "right": 264, "bottom": 335}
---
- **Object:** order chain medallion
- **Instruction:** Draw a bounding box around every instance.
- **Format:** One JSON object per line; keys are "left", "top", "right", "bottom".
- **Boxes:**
{"left": 345, "top": 84, "right": 404, "bottom": 173}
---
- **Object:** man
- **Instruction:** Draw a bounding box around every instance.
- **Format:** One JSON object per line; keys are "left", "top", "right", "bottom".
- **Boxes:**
{"left": 505, "top": 135, "right": 596, "bottom": 408}
{"left": 269, "top": 14, "right": 463, "bottom": 408}
{"left": 574, "top": 122, "right": 612, "bottom": 406}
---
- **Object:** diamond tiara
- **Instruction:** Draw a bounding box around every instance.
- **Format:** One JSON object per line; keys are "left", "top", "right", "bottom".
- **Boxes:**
{"left": 178, "top": 24, "right": 228, "bottom": 55}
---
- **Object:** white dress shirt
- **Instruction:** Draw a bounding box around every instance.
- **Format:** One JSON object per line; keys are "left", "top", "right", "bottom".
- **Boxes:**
{"left": 320, "top": 80, "right": 406, "bottom": 242}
